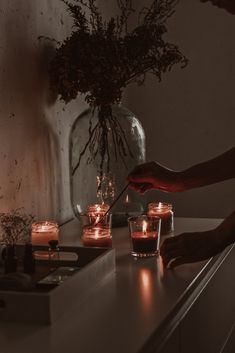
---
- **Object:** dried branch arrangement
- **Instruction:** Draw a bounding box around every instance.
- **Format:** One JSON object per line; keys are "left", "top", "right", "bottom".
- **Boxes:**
{"left": 0, "top": 210, "right": 35, "bottom": 245}
{"left": 50, "top": 0, "right": 188, "bottom": 176}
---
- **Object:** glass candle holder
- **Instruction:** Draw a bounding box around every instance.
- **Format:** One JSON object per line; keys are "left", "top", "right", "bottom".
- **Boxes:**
{"left": 148, "top": 202, "right": 174, "bottom": 235}
{"left": 31, "top": 221, "right": 59, "bottom": 259}
{"left": 86, "top": 203, "right": 110, "bottom": 225}
{"left": 128, "top": 215, "right": 161, "bottom": 258}
{"left": 82, "top": 214, "right": 112, "bottom": 248}
{"left": 31, "top": 221, "right": 59, "bottom": 245}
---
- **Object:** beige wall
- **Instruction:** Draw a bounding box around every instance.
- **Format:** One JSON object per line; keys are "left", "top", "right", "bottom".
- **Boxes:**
{"left": 0, "top": 0, "right": 87, "bottom": 222}
{"left": 0, "top": 0, "right": 234, "bottom": 222}
{"left": 126, "top": 0, "right": 235, "bottom": 218}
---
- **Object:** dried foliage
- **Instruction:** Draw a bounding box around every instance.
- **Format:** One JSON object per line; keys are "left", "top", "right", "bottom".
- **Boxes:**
{"left": 49, "top": 0, "right": 188, "bottom": 176}
{"left": 0, "top": 210, "right": 35, "bottom": 245}
{"left": 50, "top": 0, "right": 187, "bottom": 105}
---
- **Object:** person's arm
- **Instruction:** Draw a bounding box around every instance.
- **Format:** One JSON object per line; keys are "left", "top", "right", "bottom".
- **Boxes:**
{"left": 160, "top": 210, "right": 235, "bottom": 268}
{"left": 127, "top": 147, "right": 235, "bottom": 193}
{"left": 180, "top": 147, "right": 235, "bottom": 190}
{"left": 200, "top": 0, "right": 235, "bottom": 15}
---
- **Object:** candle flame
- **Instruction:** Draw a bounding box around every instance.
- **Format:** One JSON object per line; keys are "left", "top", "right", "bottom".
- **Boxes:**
{"left": 142, "top": 220, "right": 148, "bottom": 234}
{"left": 125, "top": 194, "right": 129, "bottom": 203}
{"left": 96, "top": 205, "right": 101, "bottom": 212}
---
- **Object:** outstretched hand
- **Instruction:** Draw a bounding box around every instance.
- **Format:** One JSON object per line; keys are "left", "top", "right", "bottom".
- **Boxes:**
{"left": 127, "top": 161, "right": 183, "bottom": 193}
{"left": 200, "top": 0, "right": 235, "bottom": 15}
{"left": 160, "top": 229, "right": 224, "bottom": 268}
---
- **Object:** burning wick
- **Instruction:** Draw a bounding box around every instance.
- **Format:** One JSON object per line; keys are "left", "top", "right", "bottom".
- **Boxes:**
{"left": 125, "top": 194, "right": 130, "bottom": 217}
{"left": 142, "top": 220, "right": 148, "bottom": 236}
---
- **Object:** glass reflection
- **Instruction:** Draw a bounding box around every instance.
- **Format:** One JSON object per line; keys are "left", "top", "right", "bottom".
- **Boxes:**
{"left": 138, "top": 257, "right": 166, "bottom": 313}
{"left": 138, "top": 268, "right": 154, "bottom": 313}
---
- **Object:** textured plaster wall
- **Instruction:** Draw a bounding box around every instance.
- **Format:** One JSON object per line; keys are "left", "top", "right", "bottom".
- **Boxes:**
{"left": 0, "top": 1, "right": 234, "bottom": 222}
{"left": 126, "top": 0, "right": 235, "bottom": 219}
{"left": 0, "top": 0, "right": 87, "bottom": 222}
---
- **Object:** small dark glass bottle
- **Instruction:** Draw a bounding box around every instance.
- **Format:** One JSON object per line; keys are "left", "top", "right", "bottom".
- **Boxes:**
{"left": 4, "top": 244, "right": 18, "bottom": 274}
{"left": 23, "top": 243, "right": 35, "bottom": 274}
{"left": 48, "top": 240, "right": 60, "bottom": 261}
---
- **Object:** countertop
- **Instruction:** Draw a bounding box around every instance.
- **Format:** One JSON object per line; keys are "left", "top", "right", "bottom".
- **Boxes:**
{"left": 0, "top": 217, "right": 232, "bottom": 353}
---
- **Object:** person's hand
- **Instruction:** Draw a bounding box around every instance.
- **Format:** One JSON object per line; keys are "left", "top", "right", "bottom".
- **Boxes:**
{"left": 200, "top": 0, "right": 235, "bottom": 15}
{"left": 160, "top": 229, "right": 225, "bottom": 268}
{"left": 127, "top": 161, "right": 183, "bottom": 193}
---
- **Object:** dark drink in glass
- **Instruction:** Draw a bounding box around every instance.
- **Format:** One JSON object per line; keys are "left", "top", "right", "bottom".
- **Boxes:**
{"left": 132, "top": 234, "right": 158, "bottom": 256}
{"left": 128, "top": 215, "right": 161, "bottom": 258}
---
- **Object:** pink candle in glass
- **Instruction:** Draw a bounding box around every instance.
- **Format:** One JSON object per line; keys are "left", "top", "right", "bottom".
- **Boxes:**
{"left": 148, "top": 202, "right": 174, "bottom": 235}
{"left": 82, "top": 225, "right": 112, "bottom": 247}
{"left": 31, "top": 221, "right": 59, "bottom": 246}
{"left": 128, "top": 216, "right": 161, "bottom": 257}
{"left": 86, "top": 203, "right": 109, "bottom": 225}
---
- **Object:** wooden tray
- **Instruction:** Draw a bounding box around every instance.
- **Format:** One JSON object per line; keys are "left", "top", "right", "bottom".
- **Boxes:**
{"left": 0, "top": 245, "right": 115, "bottom": 324}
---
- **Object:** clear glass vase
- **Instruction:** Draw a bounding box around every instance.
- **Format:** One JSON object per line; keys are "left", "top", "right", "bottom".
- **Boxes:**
{"left": 69, "top": 104, "right": 146, "bottom": 226}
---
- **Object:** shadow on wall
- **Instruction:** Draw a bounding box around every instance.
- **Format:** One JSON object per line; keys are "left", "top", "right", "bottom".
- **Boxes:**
{"left": 125, "top": 0, "right": 235, "bottom": 219}
{"left": 0, "top": 3, "right": 61, "bottom": 220}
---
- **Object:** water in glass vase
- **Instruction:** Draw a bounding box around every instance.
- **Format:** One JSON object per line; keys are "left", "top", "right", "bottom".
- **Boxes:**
{"left": 70, "top": 104, "right": 146, "bottom": 226}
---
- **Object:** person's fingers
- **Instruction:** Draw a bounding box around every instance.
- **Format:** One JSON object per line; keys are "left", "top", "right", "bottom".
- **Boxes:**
{"left": 161, "top": 235, "right": 179, "bottom": 246}
{"left": 160, "top": 235, "right": 182, "bottom": 253}
{"left": 162, "top": 256, "right": 171, "bottom": 268}
{"left": 139, "top": 183, "right": 152, "bottom": 193}
{"left": 160, "top": 241, "right": 178, "bottom": 256}
{"left": 161, "top": 230, "right": 219, "bottom": 268}
{"left": 161, "top": 233, "right": 197, "bottom": 267}
{"left": 168, "top": 257, "right": 188, "bottom": 268}
{"left": 162, "top": 248, "right": 186, "bottom": 267}
{"left": 163, "top": 233, "right": 192, "bottom": 249}
{"left": 127, "top": 173, "right": 153, "bottom": 184}
{"left": 128, "top": 182, "right": 152, "bottom": 193}
{"left": 128, "top": 182, "right": 144, "bottom": 192}
{"left": 128, "top": 182, "right": 140, "bottom": 192}
{"left": 164, "top": 248, "right": 185, "bottom": 259}
{"left": 169, "top": 255, "right": 199, "bottom": 268}
{"left": 127, "top": 162, "right": 157, "bottom": 182}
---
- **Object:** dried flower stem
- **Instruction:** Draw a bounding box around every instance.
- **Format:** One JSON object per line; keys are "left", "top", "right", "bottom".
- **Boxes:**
{"left": 0, "top": 209, "right": 35, "bottom": 245}
{"left": 50, "top": 0, "right": 188, "bottom": 178}
{"left": 71, "top": 104, "right": 134, "bottom": 178}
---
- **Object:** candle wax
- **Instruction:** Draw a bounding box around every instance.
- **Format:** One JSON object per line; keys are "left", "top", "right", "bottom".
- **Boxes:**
{"left": 131, "top": 231, "right": 159, "bottom": 253}
{"left": 31, "top": 230, "right": 58, "bottom": 245}
{"left": 82, "top": 236, "right": 112, "bottom": 248}
{"left": 86, "top": 203, "right": 110, "bottom": 225}
{"left": 31, "top": 222, "right": 59, "bottom": 259}
{"left": 82, "top": 226, "right": 112, "bottom": 248}
{"left": 148, "top": 210, "right": 173, "bottom": 235}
